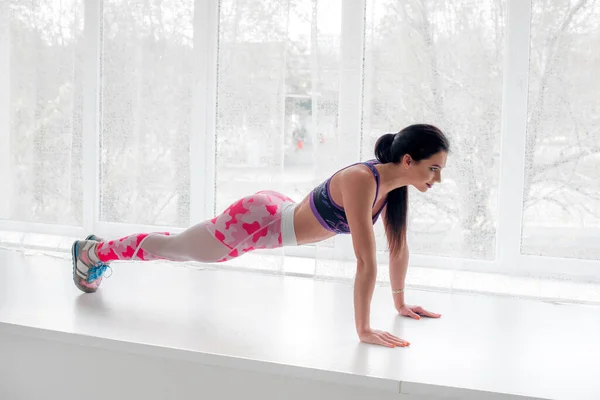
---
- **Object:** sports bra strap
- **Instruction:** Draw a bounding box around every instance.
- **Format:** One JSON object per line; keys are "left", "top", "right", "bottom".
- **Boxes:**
{"left": 361, "top": 161, "right": 381, "bottom": 207}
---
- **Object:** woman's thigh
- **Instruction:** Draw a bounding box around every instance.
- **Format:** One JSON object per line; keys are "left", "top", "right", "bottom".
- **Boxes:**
{"left": 203, "top": 191, "right": 295, "bottom": 262}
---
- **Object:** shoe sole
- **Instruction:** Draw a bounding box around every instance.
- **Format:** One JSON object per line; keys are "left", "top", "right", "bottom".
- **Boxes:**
{"left": 71, "top": 240, "right": 97, "bottom": 294}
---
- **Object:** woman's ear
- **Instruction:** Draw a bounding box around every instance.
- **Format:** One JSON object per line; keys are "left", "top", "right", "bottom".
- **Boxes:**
{"left": 402, "top": 154, "right": 413, "bottom": 168}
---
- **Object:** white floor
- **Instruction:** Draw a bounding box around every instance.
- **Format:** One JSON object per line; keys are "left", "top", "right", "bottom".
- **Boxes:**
{"left": 1, "top": 249, "right": 599, "bottom": 400}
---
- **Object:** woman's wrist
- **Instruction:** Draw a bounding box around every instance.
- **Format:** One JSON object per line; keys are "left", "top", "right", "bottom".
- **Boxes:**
{"left": 393, "top": 289, "right": 406, "bottom": 309}
{"left": 357, "top": 326, "right": 372, "bottom": 337}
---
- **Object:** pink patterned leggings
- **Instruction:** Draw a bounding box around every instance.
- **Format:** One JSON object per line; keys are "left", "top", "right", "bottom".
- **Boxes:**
{"left": 203, "top": 190, "right": 296, "bottom": 262}
{"left": 96, "top": 191, "right": 297, "bottom": 264}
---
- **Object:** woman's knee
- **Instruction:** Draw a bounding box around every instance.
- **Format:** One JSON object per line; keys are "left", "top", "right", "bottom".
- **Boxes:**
{"left": 171, "top": 224, "right": 231, "bottom": 263}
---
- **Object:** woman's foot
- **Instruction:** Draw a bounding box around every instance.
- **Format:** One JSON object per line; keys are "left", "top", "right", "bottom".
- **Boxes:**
{"left": 71, "top": 240, "right": 110, "bottom": 293}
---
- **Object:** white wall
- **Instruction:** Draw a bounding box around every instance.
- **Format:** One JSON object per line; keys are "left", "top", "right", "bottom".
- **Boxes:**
{"left": 0, "top": 332, "right": 438, "bottom": 400}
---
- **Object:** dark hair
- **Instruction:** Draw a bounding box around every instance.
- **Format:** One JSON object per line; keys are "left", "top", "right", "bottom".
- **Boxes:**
{"left": 374, "top": 124, "right": 450, "bottom": 257}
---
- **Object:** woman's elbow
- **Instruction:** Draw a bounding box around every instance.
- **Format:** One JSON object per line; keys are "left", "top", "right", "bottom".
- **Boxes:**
{"left": 355, "top": 258, "right": 377, "bottom": 277}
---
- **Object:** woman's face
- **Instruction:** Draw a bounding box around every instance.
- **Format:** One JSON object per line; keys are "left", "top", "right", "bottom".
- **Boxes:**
{"left": 405, "top": 151, "right": 448, "bottom": 193}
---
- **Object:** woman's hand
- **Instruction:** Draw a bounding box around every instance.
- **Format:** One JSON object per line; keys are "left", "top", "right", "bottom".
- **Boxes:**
{"left": 397, "top": 304, "right": 442, "bottom": 320}
{"left": 358, "top": 329, "right": 410, "bottom": 348}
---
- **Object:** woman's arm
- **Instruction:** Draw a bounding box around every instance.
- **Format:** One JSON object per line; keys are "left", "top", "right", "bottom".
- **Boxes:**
{"left": 339, "top": 168, "right": 408, "bottom": 347}
{"left": 382, "top": 207, "right": 442, "bottom": 320}
{"left": 339, "top": 168, "right": 378, "bottom": 336}
{"left": 389, "top": 243, "right": 409, "bottom": 310}
{"left": 381, "top": 206, "right": 413, "bottom": 314}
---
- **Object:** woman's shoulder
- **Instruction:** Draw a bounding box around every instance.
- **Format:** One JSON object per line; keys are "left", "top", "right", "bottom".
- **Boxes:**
{"left": 335, "top": 162, "right": 378, "bottom": 191}
{"left": 340, "top": 159, "right": 379, "bottom": 176}
{"left": 334, "top": 159, "right": 379, "bottom": 175}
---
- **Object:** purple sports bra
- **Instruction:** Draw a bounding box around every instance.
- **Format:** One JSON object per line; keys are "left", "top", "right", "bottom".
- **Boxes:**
{"left": 309, "top": 159, "right": 388, "bottom": 234}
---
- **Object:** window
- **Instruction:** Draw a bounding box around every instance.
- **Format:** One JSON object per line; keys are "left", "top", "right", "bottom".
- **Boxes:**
{"left": 215, "top": 0, "right": 342, "bottom": 211}
{"left": 4, "top": 0, "right": 84, "bottom": 226}
{"left": 522, "top": 0, "right": 600, "bottom": 260}
{"left": 0, "top": 0, "right": 598, "bottom": 292}
{"left": 100, "top": 0, "right": 194, "bottom": 228}
{"left": 363, "top": 0, "right": 506, "bottom": 261}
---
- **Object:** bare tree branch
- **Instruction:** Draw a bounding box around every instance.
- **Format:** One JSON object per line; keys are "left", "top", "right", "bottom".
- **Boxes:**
{"left": 524, "top": 0, "right": 590, "bottom": 205}
{"left": 532, "top": 146, "right": 600, "bottom": 175}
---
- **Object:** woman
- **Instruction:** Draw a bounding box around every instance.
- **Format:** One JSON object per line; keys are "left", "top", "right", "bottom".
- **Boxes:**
{"left": 72, "top": 123, "right": 450, "bottom": 348}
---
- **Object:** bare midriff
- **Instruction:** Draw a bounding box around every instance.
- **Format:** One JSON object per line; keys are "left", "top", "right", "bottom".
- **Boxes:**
{"left": 292, "top": 194, "right": 336, "bottom": 245}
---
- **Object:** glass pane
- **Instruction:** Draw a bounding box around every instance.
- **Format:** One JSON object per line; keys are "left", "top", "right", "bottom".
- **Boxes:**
{"left": 363, "top": 0, "right": 506, "bottom": 260}
{"left": 5, "top": 0, "right": 84, "bottom": 225}
{"left": 522, "top": 0, "right": 600, "bottom": 260}
{"left": 215, "top": 0, "right": 341, "bottom": 213}
{"left": 100, "top": 0, "right": 193, "bottom": 227}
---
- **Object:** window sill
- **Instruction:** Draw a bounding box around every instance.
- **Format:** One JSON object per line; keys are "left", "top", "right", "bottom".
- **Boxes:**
{"left": 1, "top": 249, "right": 599, "bottom": 399}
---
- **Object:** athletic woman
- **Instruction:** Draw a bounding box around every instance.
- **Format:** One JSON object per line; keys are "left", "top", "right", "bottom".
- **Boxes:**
{"left": 72, "top": 123, "right": 449, "bottom": 348}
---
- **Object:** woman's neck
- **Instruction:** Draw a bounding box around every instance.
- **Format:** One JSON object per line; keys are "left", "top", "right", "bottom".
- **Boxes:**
{"left": 376, "top": 163, "right": 411, "bottom": 195}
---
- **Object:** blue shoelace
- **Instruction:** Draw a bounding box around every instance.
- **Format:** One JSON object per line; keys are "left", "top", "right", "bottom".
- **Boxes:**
{"left": 87, "top": 262, "right": 112, "bottom": 283}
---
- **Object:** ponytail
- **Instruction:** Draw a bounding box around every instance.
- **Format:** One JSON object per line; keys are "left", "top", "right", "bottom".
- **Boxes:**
{"left": 374, "top": 133, "right": 396, "bottom": 163}
{"left": 385, "top": 186, "right": 408, "bottom": 256}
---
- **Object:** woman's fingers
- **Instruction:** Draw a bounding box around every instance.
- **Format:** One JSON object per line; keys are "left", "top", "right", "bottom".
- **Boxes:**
{"left": 423, "top": 310, "right": 442, "bottom": 318}
{"left": 383, "top": 332, "right": 410, "bottom": 347}
{"left": 400, "top": 306, "right": 420, "bottom": 319}
{"left": 374, "top": 334, "right": 396, "bottom": 348}
{"left": 360, "top": 329, "right": 410, "bottom": 348}
{"left": 376, "top": 331, "right": 407, "bottom": 347}
{"left": 414, "top": 306, "right": 442, "bottom": 318}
